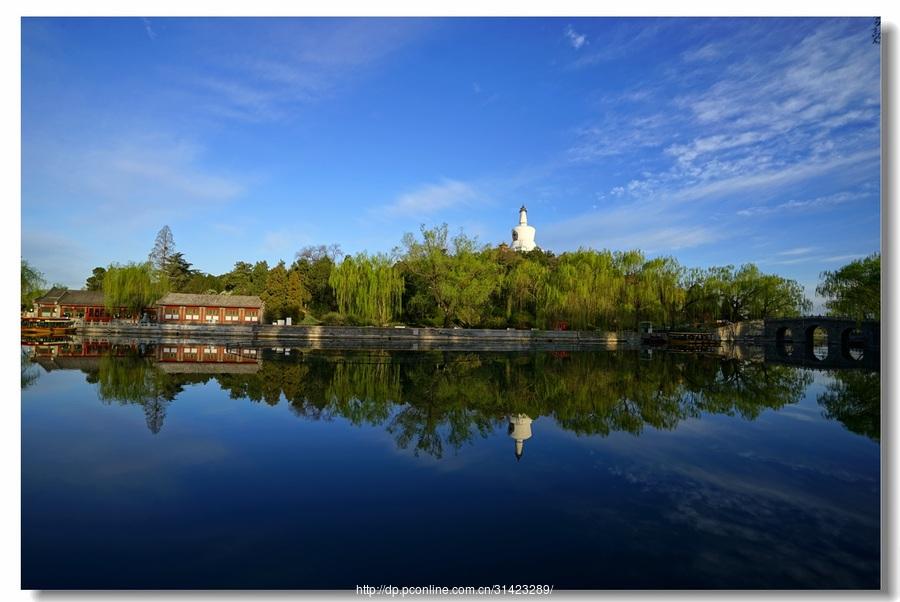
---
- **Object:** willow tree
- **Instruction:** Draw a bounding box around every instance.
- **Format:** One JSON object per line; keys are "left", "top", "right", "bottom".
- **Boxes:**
{"left": 817, "top": 253, "right": 880, "bottom": 321}
{"left": 504, "top": 257, "right": 550, "bottom": 321}
{"left": 645, "top": 256, "right": 685, "bottom": 329}
{"left": 21, "top": 259, "right": 46, "bottom": 311}
{"left": 103, "top": 262, "right": 169, "bottom": 317}
{"left": 539, "top": 250, "right": 623, "bottom": 330}
{"left": 330, "top": 253, "right": 404, "bottom": 326}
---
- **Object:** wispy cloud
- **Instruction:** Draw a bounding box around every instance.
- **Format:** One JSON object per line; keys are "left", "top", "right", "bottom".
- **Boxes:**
{"left": 23, "top": 129, "right": 245, "bottom": 227}
{"left": 571, "top": 20, "right": 880, "bottom": 220}
{"left": 384, "top": 179, "right": 482, "bottom": 218}
{"left": 541, "top": 201, "right": 721, "bottom": 254}
{"left": 182, "top": 19, "right": 427, "bottom": 123}
{"left": 261, "top": 229, "right": 295, "bottom": 255}
{"left": 737, "top": 191, "right": 867, "bottom": 217}
{"left": 681, "top": 42, "right": 721, "bottom": 62}
{"left": 776, "top": 247, "right": 817, "bottom": 257}
{"left": 141, "top": 17, "right": 156, "bottom": 41}
{"left": 564, "top": 25, "right": 587, "bottom": 50}
{"left": 569, "top": 19, "right": 669, "bottom": 68}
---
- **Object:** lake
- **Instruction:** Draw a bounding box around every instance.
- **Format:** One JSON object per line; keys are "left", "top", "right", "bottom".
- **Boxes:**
{"left": 21, "top": 341, "right": 880, "bottom": 589}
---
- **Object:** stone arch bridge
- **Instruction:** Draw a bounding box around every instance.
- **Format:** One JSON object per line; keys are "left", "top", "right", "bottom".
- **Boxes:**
{"left": 764, "top": 316, "right": 880, "bottom": 348}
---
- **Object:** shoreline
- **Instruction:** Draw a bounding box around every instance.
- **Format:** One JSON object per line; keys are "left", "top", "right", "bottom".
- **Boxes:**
{"left": 76, "top": 322, "right": 641, "bottom": 350}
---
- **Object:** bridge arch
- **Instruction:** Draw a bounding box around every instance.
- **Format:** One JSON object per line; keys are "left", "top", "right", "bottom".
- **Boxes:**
{"left": 775, "top": 326, "right": 793, "bottom": 345}
{"left": 804, "top": 324, "right": 830, "bottom": 361}
{"left": 840, "top": 327, "right": 866, "bottom": 361}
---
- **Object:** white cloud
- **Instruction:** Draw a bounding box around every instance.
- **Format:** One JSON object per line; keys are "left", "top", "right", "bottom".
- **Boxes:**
{"left": 564, "top": 25, "right": 587, "bottom": 50}
{"left": 571, "top": 20, "right": 880, "bottom": 229}
{"left": 23, "top": 129, "right": 245, "bottom": 230}
{"left": 384, "top": 179, "right": 481, "bottom": 218}
{"left": 737, "top": 190, "right": 867, "bottom": 217}
{"left": 141, "top": 17, "right": 157, "bottom": 41}
{"left": 776, "top": 247, "right": 816, "bottom": 256}
{"left": 184, "top": 19, "right": 426, "bottom": 123}
{"left": 541, "top": 201, "right": 720, "bottom": 254}
{"left": 682, "top": 42, "right": 721, "bottom": 62}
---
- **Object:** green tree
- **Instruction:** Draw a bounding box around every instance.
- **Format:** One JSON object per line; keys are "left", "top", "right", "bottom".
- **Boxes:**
{"left": 330, "top": 253, "right": 404, "bottom": 326}
{"left": 285, "top": 268, "right": 311, "bottom": 321}
{"left": 103, "top": 262, "right": 169, "bottom": 317}
{"left": 21, "top": 259, "right": 47, "bottom": 311}
{"left": 816, "top": 253, "right": 880, "bottom": 321}
{"left": 250, "top": 261, "right": 270, "bottom": 296}
{"left": 85, "top": 267, "right": 107, "bottom": 291}
{"left": 163, "top": 252, "right": 197, "bottom": 292}
{"left": 261, "top": 261, "right": 289, "bottom": 321}
{"left": 223, "top": 261, "right": 254, "bottom": 295}
{"left": 294, "top": 244, "right": 341, "bottom": 315}
{"left": 398, "top": 225, "right": 501, "bottom": 327}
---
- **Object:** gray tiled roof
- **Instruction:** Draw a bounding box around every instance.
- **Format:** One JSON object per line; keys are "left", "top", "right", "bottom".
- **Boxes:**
{"left": 156, "top": 293, "right": 264, "bottom": 308}
{"left": 34, "top": 289, "right": 106, "bottom": 306}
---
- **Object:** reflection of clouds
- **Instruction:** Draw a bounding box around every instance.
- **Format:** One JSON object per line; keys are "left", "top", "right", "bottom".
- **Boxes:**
{"left": 595, "top": 448, "right": 878, "bottom": 587}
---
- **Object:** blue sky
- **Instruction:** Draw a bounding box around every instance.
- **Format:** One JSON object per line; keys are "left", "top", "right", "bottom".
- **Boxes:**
{"left": 21, "top": 17, "right": 880, "bottom": 304}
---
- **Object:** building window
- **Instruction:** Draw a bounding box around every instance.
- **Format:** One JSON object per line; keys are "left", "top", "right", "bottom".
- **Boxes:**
{"left": 164, "top": 307, "right": 180, "bottom": 320}
{"left": 184, "top": 308, "right": 200, "bottom": 321}
{"left": 161, "top": 346, "right": 178, "bottom": 361}
{"left": 205, "top": 308, "right": 220, "bottom": 323}
{"left": 224, "top": 308, "right": 240, "bottom": 322}
{"left": 244, "top": 309, "right": 258, "bottom": 322}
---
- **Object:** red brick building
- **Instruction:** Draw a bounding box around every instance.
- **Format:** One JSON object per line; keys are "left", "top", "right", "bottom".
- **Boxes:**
{"left": 32, "top": 288, "right": 136, "bottom": 322}
{"left": 155, "top": 293, "right": 264, "bottom": 325}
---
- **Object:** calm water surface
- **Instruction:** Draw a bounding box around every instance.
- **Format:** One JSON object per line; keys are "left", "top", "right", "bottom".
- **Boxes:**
{"left": 21, "top": 342, "right": 880, "bottom": 589}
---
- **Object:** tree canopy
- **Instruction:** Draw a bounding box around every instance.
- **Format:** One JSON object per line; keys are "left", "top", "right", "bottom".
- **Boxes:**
{"left": 21, "top": 259, "right": 46, "bottom": 310}
{"left": 816, "top": 253, "right": 880, "bottom": 321}
{"left": 103, "top": 262, "right": 170, "bottom": 315}
{"left": 80, "top": 224, "right": 818, "bottom": 329}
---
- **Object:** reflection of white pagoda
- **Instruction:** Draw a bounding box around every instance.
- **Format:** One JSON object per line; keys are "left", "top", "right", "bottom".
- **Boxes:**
{"left": 508, "top": 414, "right": 533, "bottom": 461}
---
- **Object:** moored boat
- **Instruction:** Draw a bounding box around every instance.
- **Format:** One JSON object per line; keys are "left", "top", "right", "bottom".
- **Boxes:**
{"left": 21, "top": 316, "right": 76, "bottom": 336}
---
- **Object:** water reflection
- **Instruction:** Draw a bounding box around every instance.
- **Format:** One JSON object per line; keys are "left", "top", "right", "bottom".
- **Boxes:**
{"left": 818, "top": 369, "right": 880, "bottom": 441}
{"left": 21, "top": 340, "right": 881, "bottom": 589}
{"left": 23, "top": 341, "right": 879, "bottom": 455}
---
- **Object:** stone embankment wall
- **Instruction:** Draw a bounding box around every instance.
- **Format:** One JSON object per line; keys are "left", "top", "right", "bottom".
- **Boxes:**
{"left": 78, "top": 322, "right": 640, "bottom": 350}
{"left": 710, "top": 320, "right": 765, "bottom": 342}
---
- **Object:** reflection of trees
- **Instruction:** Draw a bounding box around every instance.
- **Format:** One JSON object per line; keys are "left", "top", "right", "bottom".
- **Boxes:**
{"left": 77, "top": 348, "right": 830, "bottom": 449}
{"left": 86, "top": 355, "right": 206, "bottom": 434}
{"left": 818, "top": 370, "right": 880, "bottom": 441}
{"left": 21, "top": 348, "right": 40, "bottom": 390}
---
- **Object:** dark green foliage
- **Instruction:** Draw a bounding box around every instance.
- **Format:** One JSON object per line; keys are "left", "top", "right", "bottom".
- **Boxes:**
{"left": 87, "top": 348, "right": 820, "bottom": 452}
{"left": 81, "top": 225, "right": 824, "bottom": 328}
{"left": 818, "top": 369, "right": 880, "bottom": 441}
{"left": 293, "top": 245, "right": 341, "bottom": 315}
{"left": 21, "top": 259, "right": 46, "bottom": 310}
{"left": 261, "top": 261, "right": 310, "bottom": 322}
{"left": 163, "top": 252, "right": 197, "bottom": 292}
{"left": 85, "top": 267, "right": 106, "bottom": 291}
{"left": 816, "top": 254, "right": 880, "bottom": 321}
